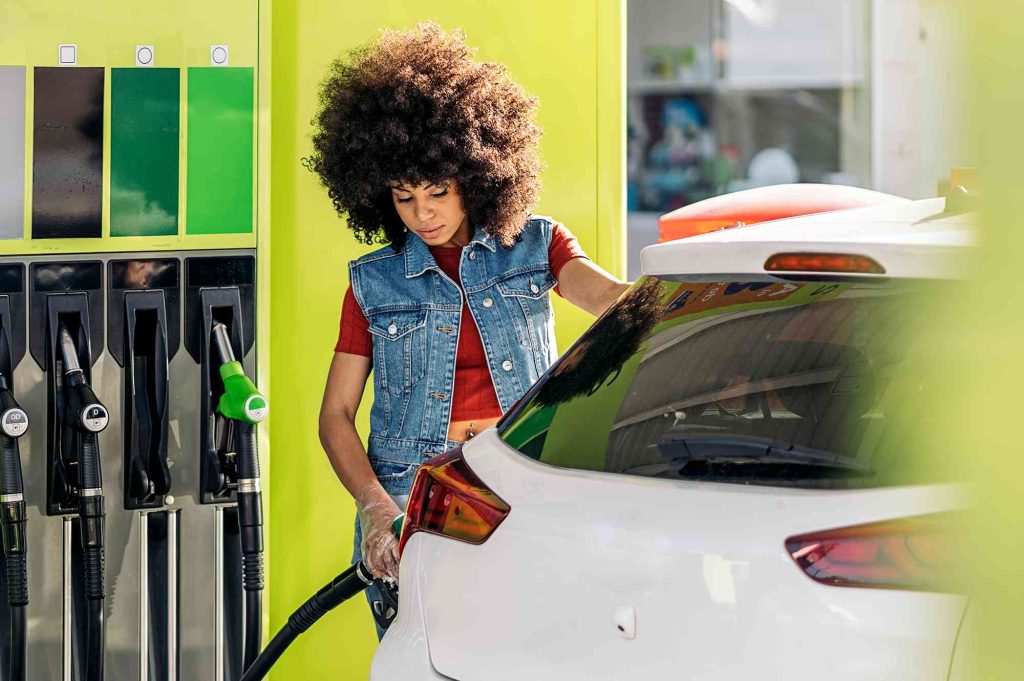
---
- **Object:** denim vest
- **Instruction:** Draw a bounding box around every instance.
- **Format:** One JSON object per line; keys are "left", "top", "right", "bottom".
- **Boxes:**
{"left": 349, "top": 216, "right": 559, "bottom": 494}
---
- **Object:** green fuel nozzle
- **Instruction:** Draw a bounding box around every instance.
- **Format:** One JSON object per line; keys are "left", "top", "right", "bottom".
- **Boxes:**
{"left": 211, "top": 321, "right": 266, "bottom": 669}
{"left": 391, "top": 514, "right": 405, "bottom": 539}
{"left": 211, "top": 323, "right": 268, "bottom": 424}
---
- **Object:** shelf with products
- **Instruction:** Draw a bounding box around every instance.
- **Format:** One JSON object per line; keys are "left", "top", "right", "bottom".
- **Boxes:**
{"left": 628, "top": 86, "right": 869, "bottom": 214}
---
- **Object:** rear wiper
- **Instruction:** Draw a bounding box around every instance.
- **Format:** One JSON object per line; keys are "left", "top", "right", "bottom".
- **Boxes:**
{"left": 655, "top": 435, "right": 870, "bottom": 473}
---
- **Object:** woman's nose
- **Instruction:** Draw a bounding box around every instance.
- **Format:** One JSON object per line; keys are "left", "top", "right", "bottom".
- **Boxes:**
{"left": 414, "top": 200, "right": 433, "bottom": 223}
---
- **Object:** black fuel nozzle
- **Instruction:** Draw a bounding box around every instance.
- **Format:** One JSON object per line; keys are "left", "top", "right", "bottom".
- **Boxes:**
{"left": 59, "top": 328, "right": 109, "bottom": 440}
{"left": 59, "top": 327, "right": 107, "bottom": 607}
{"left": 0, "top": 370, "right": 29, "bottom": 604}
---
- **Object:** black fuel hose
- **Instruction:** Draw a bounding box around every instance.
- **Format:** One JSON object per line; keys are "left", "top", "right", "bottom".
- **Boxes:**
{"left": 0, "top": 377, "right": 29, "bottom": 681}
{"left": 239, "top": 562, "right": 375, "bottom": 681}
{"left": 79, "top": 431, "right": 105, "bottom": 681}
{"left": 60, "top": 329, "right": 107, "bottom": 681}
{"left": 1, "top": 453, "right": 28, "bottom": 681}
{"left": 236, "top": 422, "right": 263, "bottom": 671}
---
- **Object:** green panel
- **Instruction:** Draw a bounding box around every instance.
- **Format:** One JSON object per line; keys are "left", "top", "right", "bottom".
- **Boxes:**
{"left": 186, "top": 67, "right": 254, "bottom": 234}
{"left": 111, "top": 68, "right": 180, "bottom": 237}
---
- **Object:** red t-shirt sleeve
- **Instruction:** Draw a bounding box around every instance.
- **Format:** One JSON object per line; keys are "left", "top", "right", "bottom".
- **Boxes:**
{"left": 334, "top": 285, "right": 372, "bottom": 356}
{"left": 549, "top": 222, "right": 589, "bottom": 296}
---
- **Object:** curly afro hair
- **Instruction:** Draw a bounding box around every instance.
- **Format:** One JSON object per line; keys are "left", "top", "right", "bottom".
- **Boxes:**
{"left": 307, "top": 22, "right": 543, "bottom": 250}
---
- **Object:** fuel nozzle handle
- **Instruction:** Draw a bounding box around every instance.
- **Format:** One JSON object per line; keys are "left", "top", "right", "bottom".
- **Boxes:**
{"left": 0, "top": 373, "right": 29, "bottom": 490}
{"left": 0, "top": 371, "right": 29, "bottom": 614}
{"left": 212, "top": 323, "right": 267, "bottom": 425}
{"left": 59, "top": 328, "right": 108, "bottom": 437}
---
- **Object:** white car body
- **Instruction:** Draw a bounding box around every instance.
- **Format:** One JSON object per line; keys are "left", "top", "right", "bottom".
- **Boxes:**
{"left": 372, "top": 194, "right": 974, "bottom": 680}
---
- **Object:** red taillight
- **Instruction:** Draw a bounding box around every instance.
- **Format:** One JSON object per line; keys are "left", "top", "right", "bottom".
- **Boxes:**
{"left": 398, "top": 448, "right": 510, "bottom": 555}
{"left": 764, "top": 252, "right": 886, "bottom": 275}
{"left": 785, "top": 514, "right": 960, "bottom": 592}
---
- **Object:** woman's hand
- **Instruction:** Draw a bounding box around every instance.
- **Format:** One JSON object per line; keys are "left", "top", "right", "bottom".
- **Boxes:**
{"left": 557, "top": 258, "right": 631, "bottom": 317}
{"left": 356, "top": 483, "right": 404, "bottom": 580}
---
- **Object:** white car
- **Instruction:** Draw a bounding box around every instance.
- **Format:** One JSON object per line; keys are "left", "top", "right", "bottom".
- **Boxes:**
{"left": 372, "top": 188, "right": 974, "bottom": 680}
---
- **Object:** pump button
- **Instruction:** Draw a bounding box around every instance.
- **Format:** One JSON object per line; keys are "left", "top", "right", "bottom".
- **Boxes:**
{"left": 82, "top": 404, "right": 109, "bottom": 433}
{"left": 1, "top": 408, "right": 28, "bottom": 438}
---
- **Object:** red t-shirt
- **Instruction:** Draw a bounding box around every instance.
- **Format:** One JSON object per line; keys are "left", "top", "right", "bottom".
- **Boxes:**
{"left": 336, "top": 223, "right": 588, "bottom": 421}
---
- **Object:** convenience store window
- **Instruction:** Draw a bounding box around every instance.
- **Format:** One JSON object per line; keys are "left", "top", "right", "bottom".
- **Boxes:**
{"left": 627, "top": 0, "right": 871, "bottom": 276}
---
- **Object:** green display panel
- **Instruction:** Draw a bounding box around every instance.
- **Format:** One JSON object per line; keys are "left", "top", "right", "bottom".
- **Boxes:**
{"left": 111, "top": 68, "right": 180, "bottom": 237}
{"left": 186, "top": 68, "right": 254, "bottom": 235}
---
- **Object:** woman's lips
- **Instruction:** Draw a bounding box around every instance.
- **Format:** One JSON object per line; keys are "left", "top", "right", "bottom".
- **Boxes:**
{"left": 418, "top": 226, "right": 443, "bottom": 239}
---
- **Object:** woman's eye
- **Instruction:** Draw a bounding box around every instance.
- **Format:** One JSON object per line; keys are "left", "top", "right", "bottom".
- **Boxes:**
{"left": 431, "top": 188, "right": 449, "bottom": 198}
{"left": 395, "top": 196, "right": 412, "bottom": 203}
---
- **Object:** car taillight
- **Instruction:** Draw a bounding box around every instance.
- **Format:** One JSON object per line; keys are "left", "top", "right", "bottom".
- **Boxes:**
{"left": 398, "top": 448, "right": 510, "bottom": 555}
{"left": 785, "top": 514, "right": 961, "bottom": 592}
{"left": 764, "top": 252, "right": 886, "bottom": 275}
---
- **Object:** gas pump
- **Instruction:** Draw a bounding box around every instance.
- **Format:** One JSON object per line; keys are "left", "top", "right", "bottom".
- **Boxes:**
{"left": 184, "top": 253, "right": 259, "bottom": 681}
{"left": 0, "top": 287, "right": 30, "bottom": 681}
{"left": 108, "top": 258, "right": 179, "bottom": 681}
{"left": 57, "top": 327, "right": 110, "bottom": 681}
{"left": 0, "top": 370, "right": 29, "bottom": 681}
{"left": 30, "top": 261, "right": 108, "bottom": 681}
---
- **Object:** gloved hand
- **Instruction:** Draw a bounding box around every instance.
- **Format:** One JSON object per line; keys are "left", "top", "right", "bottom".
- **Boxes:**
{"left": 356, "top": 483, "right": 403, "bottom": 581}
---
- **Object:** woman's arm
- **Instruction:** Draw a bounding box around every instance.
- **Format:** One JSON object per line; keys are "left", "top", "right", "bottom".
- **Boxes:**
{"left": 318, "top": 351, "right": 378, "bottom": 498}
{"left": 319, "top": 351, "right": 403, "bottom": 578}
{"left": 557, "top": 257, "right": 632, "bottom": 317}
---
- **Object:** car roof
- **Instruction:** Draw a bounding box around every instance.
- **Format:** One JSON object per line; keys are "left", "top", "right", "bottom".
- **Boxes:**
{"left": 640, "top": 196, "right": 977, "bottom": 280}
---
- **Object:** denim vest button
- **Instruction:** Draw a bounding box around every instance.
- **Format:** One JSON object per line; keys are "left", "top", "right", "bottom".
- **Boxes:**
{"left": 502, "top": 360, "right": 513, "bottom": 371}
{"left": 530, "top": 282, "right": 540, "bottom": 294}
{"left": 483, "top": 298, "right": 493, "bottom": 308}
{"left": 388, "top": 323, "right": 398, "bottom": 335}
{"left": 468, "top": 251, "right": 477, "bottom": 260}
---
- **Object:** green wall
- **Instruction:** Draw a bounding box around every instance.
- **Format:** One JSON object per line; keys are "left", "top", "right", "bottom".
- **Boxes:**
{"left": 268, "top": 1, "right": 624, "bottom": 678}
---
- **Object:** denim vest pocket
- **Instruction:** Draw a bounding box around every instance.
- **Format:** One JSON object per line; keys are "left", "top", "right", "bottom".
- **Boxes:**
{"left": 370, "top": 458, "right": 420, "bottom": 496}
{"left": 497, "top": 270, "right": 557, "bottom": 348}
{"left": 368, "top": 309, "right": 428, "bottom": 395}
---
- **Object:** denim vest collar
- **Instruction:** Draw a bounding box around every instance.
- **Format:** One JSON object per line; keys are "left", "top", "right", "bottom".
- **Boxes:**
{"left": 403, "top": 226, "right": 498, "bottom": 278}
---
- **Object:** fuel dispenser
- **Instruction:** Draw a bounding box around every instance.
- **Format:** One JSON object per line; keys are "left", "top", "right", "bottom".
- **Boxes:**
{"left": 183, "top": 254, "right": 260, "bottom": 681}
{"left": 0, "top": 264, "right": 29, "bottom": 681}
{"left": 4, "top": 252, "right": 261, "bottom": 681}
{"left": 29, "top": 261, "right": 108, "bottom": 681}
{"left": 107, "top": 258, "right": 179, "bottom": 681}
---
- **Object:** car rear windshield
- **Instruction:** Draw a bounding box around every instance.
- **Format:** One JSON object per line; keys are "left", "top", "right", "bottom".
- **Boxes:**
{"left": 498, "top": 277, "right": 955, "bottom": 489}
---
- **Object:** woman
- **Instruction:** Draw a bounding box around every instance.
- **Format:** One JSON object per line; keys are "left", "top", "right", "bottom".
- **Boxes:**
{"left": 309, "top": 22, "right": 628, "bottom": 635}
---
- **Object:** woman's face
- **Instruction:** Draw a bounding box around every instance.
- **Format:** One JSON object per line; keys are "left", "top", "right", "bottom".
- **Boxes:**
{"left": 389, "top": 180, "right": 472, "bottom": 248}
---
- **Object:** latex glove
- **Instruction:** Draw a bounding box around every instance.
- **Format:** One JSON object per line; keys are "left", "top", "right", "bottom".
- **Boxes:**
{"left": 356, "top": 483, "right": 403, "bottom": 581}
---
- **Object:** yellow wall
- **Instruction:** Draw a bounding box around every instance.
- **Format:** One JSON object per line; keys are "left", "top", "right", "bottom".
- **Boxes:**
{"left": 268, "top": 1, "right": 624, "bottom": 678}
